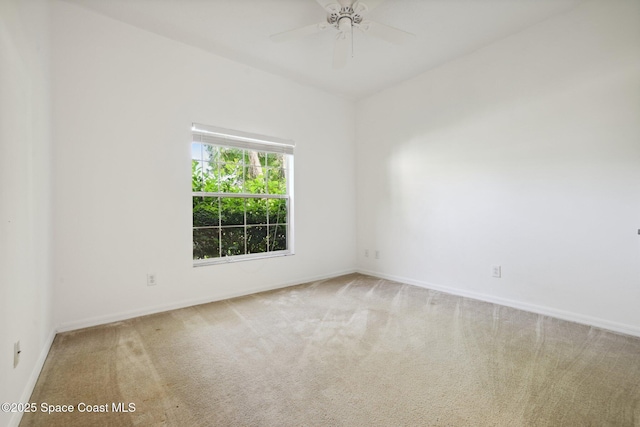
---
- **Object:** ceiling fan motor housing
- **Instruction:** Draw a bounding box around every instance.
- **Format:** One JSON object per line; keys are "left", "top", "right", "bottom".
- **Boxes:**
{"left": 327, "top": 6, "right": 363, "bottom": 30}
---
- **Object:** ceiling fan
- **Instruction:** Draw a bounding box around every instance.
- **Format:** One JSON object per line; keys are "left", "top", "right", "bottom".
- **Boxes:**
{"left": 270, "top": 0, "right": 415, "bottom": 69}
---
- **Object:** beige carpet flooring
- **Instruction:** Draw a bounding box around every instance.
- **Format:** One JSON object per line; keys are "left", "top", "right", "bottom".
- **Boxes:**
{"left": 21, "top": 273, "right": 640, "bottom": 426}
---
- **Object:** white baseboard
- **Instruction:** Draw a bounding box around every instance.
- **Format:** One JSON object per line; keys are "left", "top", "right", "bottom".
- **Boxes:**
{"left": 9, "top": 328, "right": 56, "bottom": 427}
{"left": 56, "top": 268, "right": 357, "bottom": 333}
{"left": 358, "top": 269, "right": 640, "bottom": 338}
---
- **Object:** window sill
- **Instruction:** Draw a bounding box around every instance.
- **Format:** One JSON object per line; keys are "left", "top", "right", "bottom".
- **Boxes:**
{"left": 193, "top": 251, "right": 293, "bottom": 267}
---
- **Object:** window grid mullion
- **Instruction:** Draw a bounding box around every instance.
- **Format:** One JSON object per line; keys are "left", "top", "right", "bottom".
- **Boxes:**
{"left": 243, "top": 150, "right": 247, "bottom": 255}
{"left": 216, "top": 159, "right": 222, "bottom": 258}
{"left": 192, "top": 192, "right": 287, "bottom": 199}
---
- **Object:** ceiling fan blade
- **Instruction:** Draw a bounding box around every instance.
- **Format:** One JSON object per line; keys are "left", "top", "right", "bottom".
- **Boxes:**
{"left": 314, "top": 0, "right": 341, "bottom": 12}
{"left": 359, "top": 20, "right": 415, "bottom": 45}
{"left": 354, "top": 0, "right": 386, "bottom": 12}
{"left": 270, "top": 22, "right": 329, "bottom": 42}
{"left": 332, "top": 32, "right": 350, "bottom": 69}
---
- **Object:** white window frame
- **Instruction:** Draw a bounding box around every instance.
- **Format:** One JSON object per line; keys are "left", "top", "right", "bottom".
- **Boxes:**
{"left": 191, "top": 123, "right": 295, "bottom": 266}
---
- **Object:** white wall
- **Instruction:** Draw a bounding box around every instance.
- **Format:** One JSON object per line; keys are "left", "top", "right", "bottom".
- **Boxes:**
{"left": 51, "top": 1, "right": 356, "bottom": 330}
{"left": 0, "top": 0, "right": 55, "bottom": 426}
{"left": 356, "top": 0, "right": 640, "bottom": 335}
{"left": 7, "top": 0, "right": 637, "bottom": 423}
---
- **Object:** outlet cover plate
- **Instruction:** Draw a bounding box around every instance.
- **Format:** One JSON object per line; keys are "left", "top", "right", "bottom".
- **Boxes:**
{"left": 492, "top": 265, "right": 502, "bottom": 278}
{"left": 14, "top": 341, "right": 20, "bottom": 368}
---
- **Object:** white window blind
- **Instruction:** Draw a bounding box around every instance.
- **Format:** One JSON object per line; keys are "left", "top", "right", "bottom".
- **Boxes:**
{"left": 191, "top": 123, "right": 294, "bottom": 155}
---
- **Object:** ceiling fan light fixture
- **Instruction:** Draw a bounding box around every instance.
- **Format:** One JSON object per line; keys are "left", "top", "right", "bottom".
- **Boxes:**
{"left": 337, "top": 16, "right": 353, "bottom": 31}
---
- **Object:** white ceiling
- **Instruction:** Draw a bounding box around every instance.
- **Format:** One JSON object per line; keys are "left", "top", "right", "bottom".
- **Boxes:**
{"left": 61, "top": 0, "right": 585, "bottom": 100}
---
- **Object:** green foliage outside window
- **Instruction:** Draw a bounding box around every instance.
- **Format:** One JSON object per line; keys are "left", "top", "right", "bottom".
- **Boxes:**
{"left": 192, "top": 144, "right": 289, "bottom": 261}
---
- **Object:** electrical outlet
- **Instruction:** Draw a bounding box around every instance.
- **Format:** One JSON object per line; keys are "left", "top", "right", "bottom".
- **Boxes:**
{"left": 364, "top": 249, "right": 369, "bottom": 258}
{"left": 492, "top": 265, "right": 502, "bottom": 278}
{"left": 375, "top": 250, "right": 380, "bottom": 260}
{"left": 147, "top": 273, "right": 157, "bottom": 286}
{"left": 14, "top": 341, "right": 20, "bottom": 368}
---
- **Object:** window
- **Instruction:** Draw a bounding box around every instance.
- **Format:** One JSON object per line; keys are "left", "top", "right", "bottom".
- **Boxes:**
{"left": 191, "top": 123, "right": 294, "bottom": 265}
